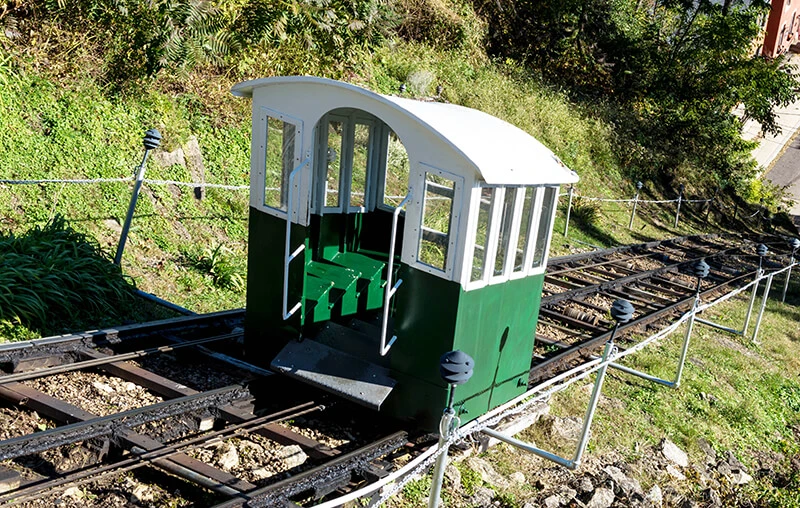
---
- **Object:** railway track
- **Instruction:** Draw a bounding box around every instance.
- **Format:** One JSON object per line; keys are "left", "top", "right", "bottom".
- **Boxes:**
{"left": 531, "top": 233, "right": 793, "bottom": 384}
{"left": 0, "top": 232, "right": 793, "bottom": 506}
{"left": 0, "top": 311, "right": 416, "bottom": 506}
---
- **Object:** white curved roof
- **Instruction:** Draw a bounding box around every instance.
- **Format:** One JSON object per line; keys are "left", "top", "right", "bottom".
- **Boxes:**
{"left": 232, "top": 76, "right": 578, "bottom": 186}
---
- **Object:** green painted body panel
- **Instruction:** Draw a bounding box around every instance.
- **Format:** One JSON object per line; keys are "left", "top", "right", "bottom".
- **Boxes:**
{"left": 385, "top": 267, "right": 544, "bottom": 427}
{"left": 244, "top": 207, "right": 307, "bottom": 359}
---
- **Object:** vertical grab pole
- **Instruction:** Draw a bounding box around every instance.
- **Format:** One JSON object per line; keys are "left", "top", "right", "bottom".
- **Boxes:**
{"left": 115, "top": 129, "right": 162, "bottom": 265}
{"left": 563, "top": 184, "right": 574, "bottom": 237}
{"left": 674, "top": 184, "right": 684, "bottom": 228}
{"left": 628, "top": 181, "right": 643, "bottom": 230}
{"left": 380, "top": 192, "right": 411, "bottom": 356}
{"left": 429, "top": 352, "right": 474, "bottom": 508}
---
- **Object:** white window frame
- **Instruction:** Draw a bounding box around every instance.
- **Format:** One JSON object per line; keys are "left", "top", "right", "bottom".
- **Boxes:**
{"left": 376, "top": 125, "right": 412, "bottom": 214}
{"left": 348, "top": 119, "right": 375, "bottom": 213}
{"left": 488, "top": 187, "right": 512, "bottom": 285}
{"left": 462, "top": 184, "right": 561, "bottom": 290}
{"left": 409, "top": 165, "right": 463, "bottom": 279}
{"left": 313, "top": 112, "right": 379, "bottom": 215}
{"left": 507, "top": 187, "right": 529, "bottom": 281}
{"left": 463, "top": 186, "right": 498, "bottom": 291}
{"left": 531, "top": 186, "right": 559, "bottom": 274}
{"left": 251, "top": 106, "right": 306, "bottom": 224}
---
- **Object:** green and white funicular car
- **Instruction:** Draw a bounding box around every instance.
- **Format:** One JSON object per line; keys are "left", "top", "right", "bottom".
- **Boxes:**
{"left": 232, "top": 76, "right": 578, "bottom": 427}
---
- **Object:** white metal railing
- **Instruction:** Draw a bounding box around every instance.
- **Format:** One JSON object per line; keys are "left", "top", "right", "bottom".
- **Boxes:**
{"left": 379, "top": 191, "right": 412, "bottom": 356}
{"left": 282, "top": 159, "right": 310, "bottom": 320}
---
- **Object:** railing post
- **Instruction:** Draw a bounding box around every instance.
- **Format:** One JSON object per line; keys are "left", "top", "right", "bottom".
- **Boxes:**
{"left": 628, "top": 181, "right": 643, "bottom": 230}
{"left": 674, "top": 184, "right": 684, "bottom": 228}
{"left": 674, "top": 260, "right": 708, "bottom": 388}
{"left": 429, "top": 352, "right": 473, "bottom": 508}
{"left": 752, "top": 272, "right": 773, "bottom": 343}
{"left": 782, "top": 240, "right": 799, "bottom": 303}
{"left": 115, "top": 129, "right": 161, "bottom": 265}
{"left": 563, "top": 184, "right": 574, "bottom": 237}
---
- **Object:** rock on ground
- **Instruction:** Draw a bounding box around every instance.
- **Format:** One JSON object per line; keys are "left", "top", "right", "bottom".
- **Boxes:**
{"left": 661, "top": 438, "right": 689, "bottom": 468}
{"left": 586, "top": 487, "right": 615, "bottom": 508}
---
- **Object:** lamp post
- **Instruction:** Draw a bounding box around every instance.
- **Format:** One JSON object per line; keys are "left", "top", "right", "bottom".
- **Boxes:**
{"left": 114, "top": 129, "right": 162, "bottom": 265}
{"left": 429, "top": 350, "right": 474, "bottom": 508}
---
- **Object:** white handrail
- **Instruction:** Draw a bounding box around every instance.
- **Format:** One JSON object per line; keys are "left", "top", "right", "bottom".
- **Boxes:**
{"left": 379, "top": 192, "right": 412, "bottom": 356}
{"left": 282, "top": 159, "right": 310, "bottom": 320}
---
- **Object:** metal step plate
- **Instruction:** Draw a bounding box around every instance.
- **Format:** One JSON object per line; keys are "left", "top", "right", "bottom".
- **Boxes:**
{"left": 271, "top": 340, "right": 396, "bottom": 410}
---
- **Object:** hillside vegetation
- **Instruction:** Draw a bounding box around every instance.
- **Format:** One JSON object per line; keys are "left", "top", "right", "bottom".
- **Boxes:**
{"left": 0, "top": 0, "right": 796, "bottom": 330}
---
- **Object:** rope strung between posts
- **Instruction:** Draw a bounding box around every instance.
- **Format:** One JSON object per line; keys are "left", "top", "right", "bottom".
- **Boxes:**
{"left": 306, "top": 264, "right": 795, "bottom": 508}
{"left": 0, "top": 176, "right": 134, "bottom": 185}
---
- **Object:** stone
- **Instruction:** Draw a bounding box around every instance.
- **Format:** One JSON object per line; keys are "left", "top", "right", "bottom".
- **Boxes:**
{"left": 467, "top": 457, "right": 510, "bottom": 488}
{"left": 509, "top": 471, "right": 526, "bottom": 485}
{"left": 666, "top": 465, "right": 686, "bottom": 481}
{"left": 703, "top": 488, "right": 722, "bottom": 507}
{"left": 604, "top": 465, "right": 642, "bottom": 498}
{"left": 92, "top": 381, "right": 114, "bottom": 394}
{"left": 717, "top": 462, "right": 732, "bottom": 478}
{"left": 469, "top": 486, "right": 495, "bottom": 506}
{"left": 214, "top": 442, "right": 239, "bottom": 471}
{"left": 124, "top": 382, "right": 137, "bottom": 391}
{"left": 154, "top": 147, "right": 186, "bottom": 168}
{"left": 585, "top": 487, "right": 615, "bottom": 508}
{"left": 645, "top": 484, "right": 663, "bottom": 508}
{"left": 689, "top": 465, "right": 710, "bottom": 487}
{"left": 444, "top": 464, "right": 462, "bottom": 492}
{"left": 544, "top": 494, "right": 562, "bottom": 508}
{"left": 578, "top": 477, "right": 594, "bottom": 493}
{"left": 63, "top": 486, "right": 83, "bottom": 500}
{"left": 725, "top": 450, "right": 746, "bottom": 472}
{"left": 184, "top": 136, "right": 206, "bottom": 200}
{"left": 559, "top": 487, "right": 578, "bottom": 504}
{"left": 729, "top": 470, "right": 753, "bottom": 485}
{"left": 278, "top": 444, "right": 308, "bottom": 469}
{"left": 103, "top": 219, "right": 122, "bottom": 234}
{"left": 660, "top": 438, "right": 689, "bottom": 468}
{"left": 132, "top": 483, "right": 155, "bottom": 503}
{"left": 252, "top": 467, "right": 273, "bottom": 480}
{"left": 697, "top": 439, "right": 717, "bottom": 465}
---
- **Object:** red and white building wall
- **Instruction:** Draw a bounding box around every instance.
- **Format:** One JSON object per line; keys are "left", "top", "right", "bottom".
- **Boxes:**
{"left": 763, "top": 0, "right": 800, "bottom": 57}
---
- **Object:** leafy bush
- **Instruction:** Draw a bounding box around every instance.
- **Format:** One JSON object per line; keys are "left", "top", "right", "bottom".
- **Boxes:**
{"left": 182, "top": 244, "right": 245, "bottom": 292}
{"left": 0, "top": 215, "right": 136, "bottom": 337}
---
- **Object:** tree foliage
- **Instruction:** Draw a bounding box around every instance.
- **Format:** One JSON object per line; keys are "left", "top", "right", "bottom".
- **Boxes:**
{"left": 471, "top": 0, "right": 798, "bottom": 187}
{"left": 4, "top": 0, "right": 391, "bottom": 81}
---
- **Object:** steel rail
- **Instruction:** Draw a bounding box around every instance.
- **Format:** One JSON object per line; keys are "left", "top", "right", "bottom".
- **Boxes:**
{"left": 211, "top": 431, "right": 410, "bottom": 508}
{"left": 0, "top": 332, "right": 242, "bottom": 385}
{"left": 0, "top": 384, "right": 251, "bottom": 461}
{"left": 0, "top": 402, "right": 325, "bottom": 505}
{"left": 0, "top": 308, "right": 245, "bottom": 359}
